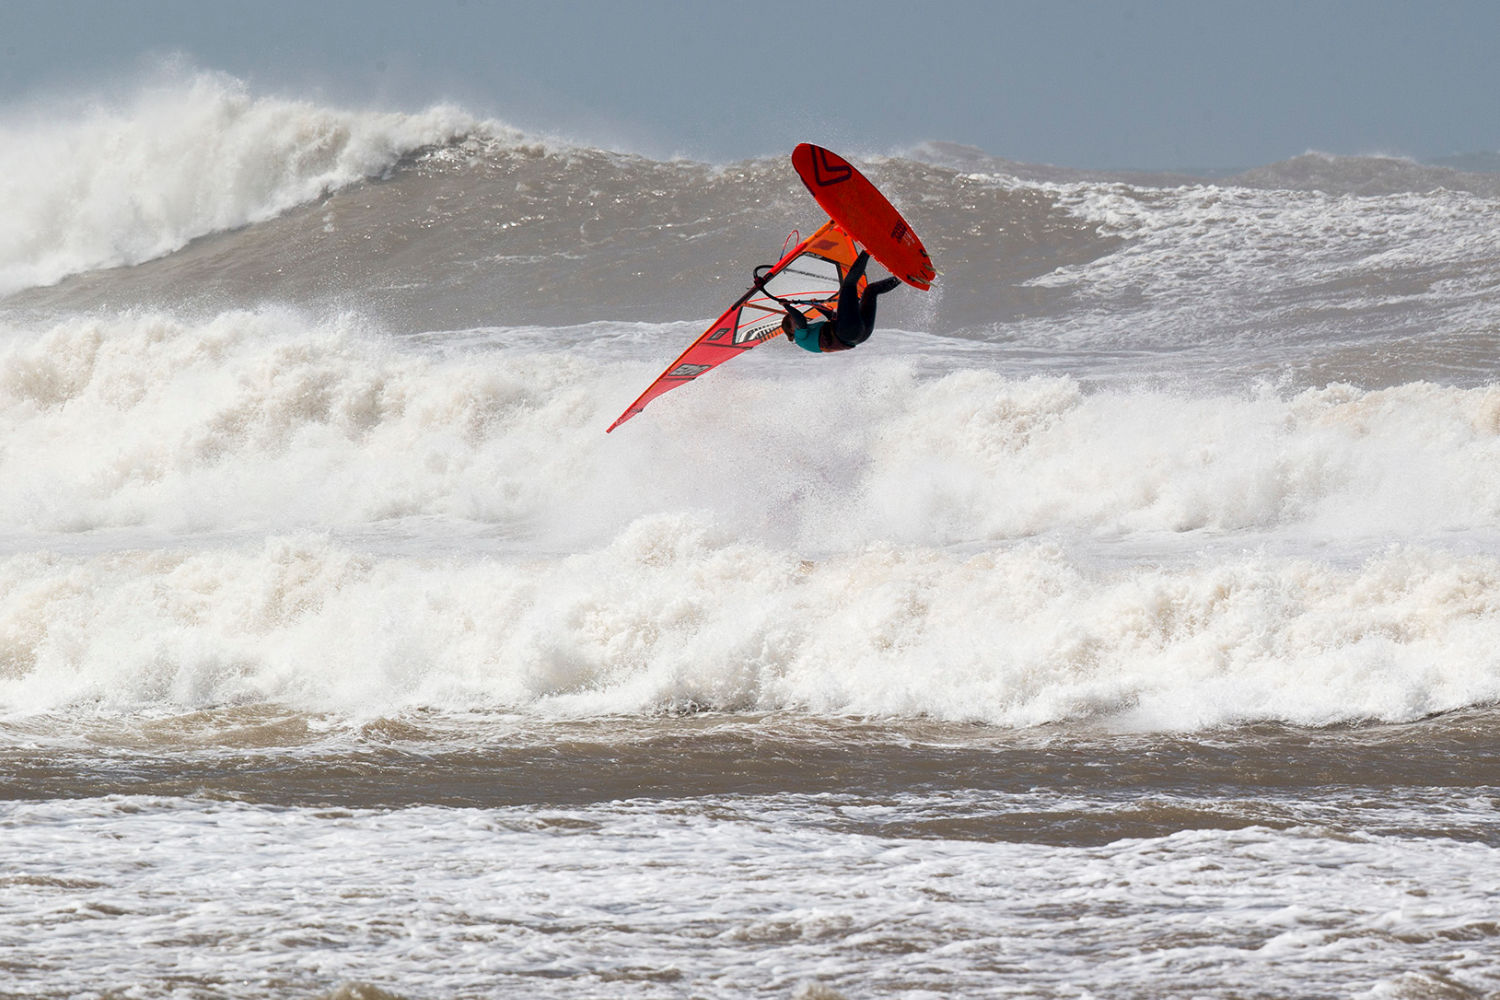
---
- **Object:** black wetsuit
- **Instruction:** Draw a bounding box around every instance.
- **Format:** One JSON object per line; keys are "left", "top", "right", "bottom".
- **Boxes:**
{"left": 778, "top": 251, "right": 902, "bottom": 352}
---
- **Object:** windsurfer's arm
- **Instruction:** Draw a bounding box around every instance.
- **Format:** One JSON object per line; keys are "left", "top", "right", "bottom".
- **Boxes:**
{"left": 753, "top": 265, "right": 807, "bottom": 321}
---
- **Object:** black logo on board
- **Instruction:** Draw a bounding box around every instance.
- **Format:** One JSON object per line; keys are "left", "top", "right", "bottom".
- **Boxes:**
{"left": 811, "top": 147, "right": 852, "bottom": 186}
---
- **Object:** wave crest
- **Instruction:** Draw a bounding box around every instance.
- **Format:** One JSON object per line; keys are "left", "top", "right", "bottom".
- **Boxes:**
{"left": 0, "top": 71, "right": 479, "bottom": 296}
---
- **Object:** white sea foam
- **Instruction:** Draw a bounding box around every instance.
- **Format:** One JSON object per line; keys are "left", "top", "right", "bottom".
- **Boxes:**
{"left": 3, "top": 525, "right": 1500, "bottom": 726}
{"left": 994, "top": 176, "right": 1500, "bottom": 352}
{"left": 2, "top": 794, "right": 1495, "bottom": 998}
{"left": 6, "top": 307, "right": 1500, "bottom": 726}
{"left": 7, "top": 309, "right": 1500, "bottom": 547}
{"left": 0, "top": 71, "right": 478, "bottom": 295}
{"left": 0, "top": 308, "right": 620, "bottom": 538}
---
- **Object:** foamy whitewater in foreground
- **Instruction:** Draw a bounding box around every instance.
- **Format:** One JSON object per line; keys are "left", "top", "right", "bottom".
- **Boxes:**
{"left": 1, "top": 74, "right": 1497, "bottom": 1000}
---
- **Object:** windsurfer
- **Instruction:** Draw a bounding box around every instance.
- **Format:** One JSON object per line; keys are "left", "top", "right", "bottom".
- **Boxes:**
{"left": 759, "top": 250, "right": 901, "bottom": 353}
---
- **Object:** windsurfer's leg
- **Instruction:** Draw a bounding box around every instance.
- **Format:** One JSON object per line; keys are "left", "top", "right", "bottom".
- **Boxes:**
{"left": 836, "top": 264, "right": 901, "bottom": 347}
{"left": 845, "top": 250, "right": 870, "bottom": 287}
{"left": 858, "top": 276, "right": 901, "bottom": 335}
{"left": 832, "top": 252, "right": 872, "bottom": 345}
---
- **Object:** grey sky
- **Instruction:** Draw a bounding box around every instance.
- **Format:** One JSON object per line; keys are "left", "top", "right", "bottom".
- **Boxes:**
{"left": 2, "top": 0, "right": 1497, "bottom": 170}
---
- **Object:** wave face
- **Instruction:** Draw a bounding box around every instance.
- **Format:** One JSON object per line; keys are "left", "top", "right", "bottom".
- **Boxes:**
{"left": 0, "top": 72, "right": 476, "bottom": 296}
{"left": 3, "top": 76, "right": 1500, "bottom": 731}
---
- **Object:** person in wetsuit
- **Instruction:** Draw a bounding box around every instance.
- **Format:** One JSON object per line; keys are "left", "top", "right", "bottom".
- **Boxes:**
{"left": 760, "top": 250, "right": 902, "bottom": 353}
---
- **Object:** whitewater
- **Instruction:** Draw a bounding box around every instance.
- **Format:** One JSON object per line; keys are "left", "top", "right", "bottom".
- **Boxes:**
{"left": 1, "top": 73, "right": 1497, "bottom": 1000}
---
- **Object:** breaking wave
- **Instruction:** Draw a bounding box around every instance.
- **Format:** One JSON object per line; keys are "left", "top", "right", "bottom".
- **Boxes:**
{"left": 0, "top": 71, "right": 479, "bottom": 295}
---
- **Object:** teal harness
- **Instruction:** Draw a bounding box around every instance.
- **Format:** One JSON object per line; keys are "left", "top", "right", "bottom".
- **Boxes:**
{"left": 788, "top": 319, "right": 830, "bottom": 353}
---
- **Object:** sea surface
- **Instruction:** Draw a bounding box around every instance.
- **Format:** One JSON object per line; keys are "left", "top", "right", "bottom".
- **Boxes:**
{"left": 2, "top": 73, "right": 1498, "bottom": 999}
